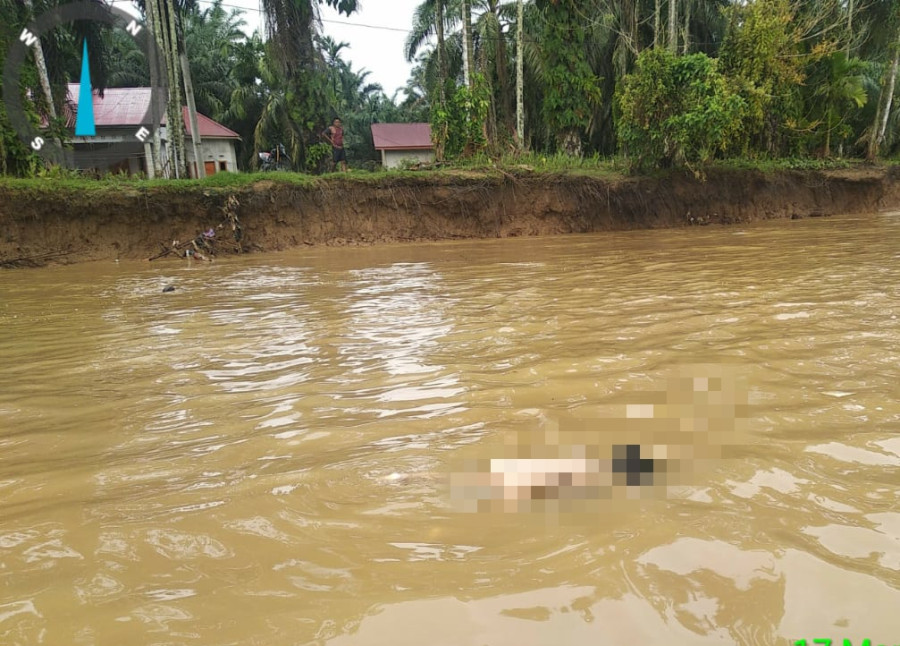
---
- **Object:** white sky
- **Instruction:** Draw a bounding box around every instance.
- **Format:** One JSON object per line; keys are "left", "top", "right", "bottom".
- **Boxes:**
{"left": 194, "top": 0, "right": 422, "bottom": 98}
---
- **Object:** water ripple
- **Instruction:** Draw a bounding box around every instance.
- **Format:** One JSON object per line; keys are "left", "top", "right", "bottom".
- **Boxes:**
{"left": 2, "top": 214, "right": 900, "bottom": 644}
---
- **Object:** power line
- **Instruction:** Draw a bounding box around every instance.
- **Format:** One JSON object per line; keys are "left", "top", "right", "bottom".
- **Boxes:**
{"left": 110, "top": 0, "right": 414, "bottom": 33}
{"left": 320, "top": 18, "right": 410, "bottom": 33}
{"left": 107, "top": 1, "right": 726, "bottom": 49}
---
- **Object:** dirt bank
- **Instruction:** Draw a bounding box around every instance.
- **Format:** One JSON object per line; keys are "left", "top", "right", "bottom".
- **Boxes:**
{"left": 2, "top": 166, "right": 900, "bottom": 267}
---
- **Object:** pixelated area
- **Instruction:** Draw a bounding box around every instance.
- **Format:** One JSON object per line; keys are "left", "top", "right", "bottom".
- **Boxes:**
{"left": 449, "top": 364, "right": 750, "bottom": 514}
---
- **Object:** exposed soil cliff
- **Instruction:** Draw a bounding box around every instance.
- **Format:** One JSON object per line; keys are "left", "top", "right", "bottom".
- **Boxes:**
{"left": 2, "top": 166, "right": 899, "bottom": 267}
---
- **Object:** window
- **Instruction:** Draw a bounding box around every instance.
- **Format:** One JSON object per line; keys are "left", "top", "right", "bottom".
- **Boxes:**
{"left": 219, "top": 161, "right": 227, "bottom": 171}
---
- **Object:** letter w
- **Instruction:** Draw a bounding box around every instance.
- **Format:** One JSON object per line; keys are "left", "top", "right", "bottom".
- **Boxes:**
{"left": 19, "top": 28, "right": 39, "bottom": 47}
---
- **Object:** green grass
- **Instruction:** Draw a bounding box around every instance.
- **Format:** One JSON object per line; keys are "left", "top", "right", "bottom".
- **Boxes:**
{"left": 0, "top": 154, "right": 888, "bottom": 194}
{"left": 0, "top": 169, "right": 321, "bottom": 194}
{"left": 432, "top": 151, "right": 626, "bottom": 177}
{"left": 708, "top": 157, "right": 863, "bottom": 172}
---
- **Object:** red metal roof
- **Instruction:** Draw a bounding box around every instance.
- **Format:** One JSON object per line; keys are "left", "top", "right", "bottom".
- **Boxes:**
{"left": 178, "top": 108, "right": 241, "bottom": 139}
{"left": 64, "top": 84, "right": 240, "bottom": 138}
{"left": 371, "top": 123, "right": 432, "bottom": 150}
{"left": 64, "top": 84, "right": 152, "bottom": 127}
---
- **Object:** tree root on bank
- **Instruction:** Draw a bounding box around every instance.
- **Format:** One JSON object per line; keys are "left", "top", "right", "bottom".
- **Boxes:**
{"left": 149, "top": 194, "right": 244, "bottom": 262}
{"left": 0, "top": 249, "right": 76, "bottom": 268}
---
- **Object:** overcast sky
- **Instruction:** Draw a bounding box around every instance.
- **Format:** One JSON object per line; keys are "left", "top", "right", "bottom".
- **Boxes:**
{"left": 190, "top": 0, "right": 423, "bottom": 98}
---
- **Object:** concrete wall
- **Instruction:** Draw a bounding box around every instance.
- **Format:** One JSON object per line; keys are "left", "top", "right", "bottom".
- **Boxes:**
{"left": 158, "top": 126, "right": 240, "bottom": 177}
{"left": 381, "top": 149, "right": 435, "bottom": 169}
{"left": 185, "top": 138, "right": 239, "bottom": 177}
{"left": 71, "top": 128, "right": 239, "bottom": 178}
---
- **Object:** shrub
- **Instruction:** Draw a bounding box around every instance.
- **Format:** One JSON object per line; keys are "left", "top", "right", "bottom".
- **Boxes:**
{"left": 616, "top": 49, "right": 744, "bottom": 170}
{"left": 431, "top": 73, "right": 491, "bottom": 160}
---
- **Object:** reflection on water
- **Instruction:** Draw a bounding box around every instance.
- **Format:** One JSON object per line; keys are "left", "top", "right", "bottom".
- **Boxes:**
{"left": 2, "top": 213, "right": 900, "bottom": 645}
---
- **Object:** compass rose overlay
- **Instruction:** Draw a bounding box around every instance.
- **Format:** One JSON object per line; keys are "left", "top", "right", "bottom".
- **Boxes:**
{"left": 2, "top": 1, "right": 168, "bottom": 169}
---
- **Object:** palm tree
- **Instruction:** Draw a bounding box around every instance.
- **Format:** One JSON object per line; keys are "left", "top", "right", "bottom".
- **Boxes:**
{"left": 472, "top": 0, "right": 516, "bottom": 144}
{"left": 226, "top": 40, "right": 304, "bottom": 170}
{"left": 219, "top": 33, "right": 268, "bottom": 169}
{"left": 406, "top": 0, "right": 452, "bottom": 64}
{"left": 319, "top": 35, "right": 352, "bottom": 107}
{"left": 865, "top": 3, "right": 900, "bottom": 159}
{"left": 399, "top": 56, "right": 432, "bottom": 117}
{"left": 406, "top": 0, "right": 457, "bottom": 97}
{"left": 105, "top": 29, "right": 151, "bottom": 87}
{"left": 812, "top": 52, "right": 869, "bottom": 157}
{"left": 869, "top": 43, "right": 900, "bottom": 159}
{"left": 180, "top": 1, "right": 247, "bottom": 121}
{"left": 255, "top": 0, "right": 360, "bottom": 170}
{"left": 408, "top": 0, "right": 522, "bottom": 147}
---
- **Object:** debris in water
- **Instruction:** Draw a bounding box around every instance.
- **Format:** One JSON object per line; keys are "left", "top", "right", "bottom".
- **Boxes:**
{"left": 163, "top": 285, "right": 175, "bottom": 293}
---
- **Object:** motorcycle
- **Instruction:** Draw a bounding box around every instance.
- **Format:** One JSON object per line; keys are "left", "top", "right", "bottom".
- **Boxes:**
{"left": 258, "top": 143, "right": 291, "bottom": 172}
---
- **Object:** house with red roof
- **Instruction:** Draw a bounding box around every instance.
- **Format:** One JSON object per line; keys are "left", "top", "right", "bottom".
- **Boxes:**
{"left": 371, "top": 123, "right": 434, "bottom": 169}
{"left": 64, "top": 84, "right": 240, "bottom": 178}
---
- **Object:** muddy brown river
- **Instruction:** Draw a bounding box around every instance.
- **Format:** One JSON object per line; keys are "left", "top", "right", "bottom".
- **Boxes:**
{"left": 2, "top": 213, "right": 900, "bottom": 645}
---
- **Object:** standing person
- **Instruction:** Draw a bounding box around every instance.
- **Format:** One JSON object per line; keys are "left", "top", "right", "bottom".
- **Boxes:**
{"left": 321, "top": 117, "right": 348, "bottom": 172}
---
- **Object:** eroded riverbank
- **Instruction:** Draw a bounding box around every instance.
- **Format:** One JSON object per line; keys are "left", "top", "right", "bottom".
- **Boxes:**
{"left": 2, "top": 166, "right": 900, "bottom": 266}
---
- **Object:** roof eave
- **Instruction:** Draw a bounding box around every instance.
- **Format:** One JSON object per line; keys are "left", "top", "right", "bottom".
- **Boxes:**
{"left": 375, "top": 145, "right": 434, "bottom": 151}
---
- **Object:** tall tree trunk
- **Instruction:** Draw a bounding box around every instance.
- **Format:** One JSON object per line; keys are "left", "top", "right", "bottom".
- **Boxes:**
{"left": 165, "top": 0, "right": 187, "bottom": 179}
{"left": 23, "top": 0, "right": 61, "bottom": 152}
{"left": 632, "top": 0, "right": 640, "bottom": 55}
{"left": 668, "top": 0, "right": 677, "bottom": 53}
{"left": 437, "top": 0, "right": 446, "bottom": 103}
{"left": 147, "top": 0, "right": 184, "bottom": 177}
{"left": 180, "top": 50, "right": 204, "bottom": 178}
{"left": 682, "top": 0, "right": 690, "bottom": 54}
{"left": 435, "top": 0, "right": 447, "bottom": 160}
{"left": 654, "top": 0, "right": 660, "bottom": 48}
{"left": 495, "top": 7, "right": 512, "bottom": 133}
{"left": 516, "top": 0, "right": 524, "bottom": 149}
{"left": 146, "top": 0, "right": 170, "bottom": 176}
{"left": 144, "top": 0, "right": 163, "bottom": 176}
{"left": 869, "top": 41, "right": 900, "bottom": 160}
{"left": 148, "top": 57, "right": 163, "bottom": 177}
{"left": 29, "top": 32, "right": 56, "bottom": 122}
{"left": 847, "top": 0, "right": 854, "bottom": 55}
{"left": 161, "top": 6, "right": 181, "bottom": 176}
{"left": 462, "top": 0, "right": 474, "bottom": 88}
{"left": 149, "top": 0, "right": 177, "bottom": 176}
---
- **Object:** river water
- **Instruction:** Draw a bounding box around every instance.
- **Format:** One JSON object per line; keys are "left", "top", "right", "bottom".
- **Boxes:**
{"left": 1, "top": 213, "right": 899, "bottom": 645}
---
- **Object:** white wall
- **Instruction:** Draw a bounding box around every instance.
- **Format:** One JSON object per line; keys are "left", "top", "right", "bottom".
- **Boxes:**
{"left": 382, "top": 149, "right": 435, "bottom": 169}
{"left": 185, "top": 138, "right": 239, "bottom": 176}
{"left": 159, "top": 127, "right": 240, "bottom": 177}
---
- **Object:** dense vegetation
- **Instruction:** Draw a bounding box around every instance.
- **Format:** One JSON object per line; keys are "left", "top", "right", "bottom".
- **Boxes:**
{"left": 2, "top": 0, "right": 900, "bottom": 177}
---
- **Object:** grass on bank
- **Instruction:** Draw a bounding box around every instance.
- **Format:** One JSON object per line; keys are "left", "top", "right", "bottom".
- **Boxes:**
{"left": 0, "top": 154, "right": 886, "bottom": 194}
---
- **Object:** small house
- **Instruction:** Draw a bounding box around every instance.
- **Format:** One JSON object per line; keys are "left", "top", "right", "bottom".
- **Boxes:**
{"left": 371, "top": 123, "right": 434, "bottom": 169}
{"left": 64, "top": 84, "right": 240, "bottom": 178}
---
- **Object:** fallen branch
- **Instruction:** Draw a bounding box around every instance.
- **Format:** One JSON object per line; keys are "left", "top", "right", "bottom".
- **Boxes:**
{"left": 148, "top": 242, "right": 178, "bottom": 261}
{"left": 150, "top": 195, "right": 243, "bottom": 262}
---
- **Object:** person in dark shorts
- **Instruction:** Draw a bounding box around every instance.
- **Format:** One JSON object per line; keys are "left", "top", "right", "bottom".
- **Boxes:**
{"left": 321, "top": 117, "right": 348, "bottom": 172}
